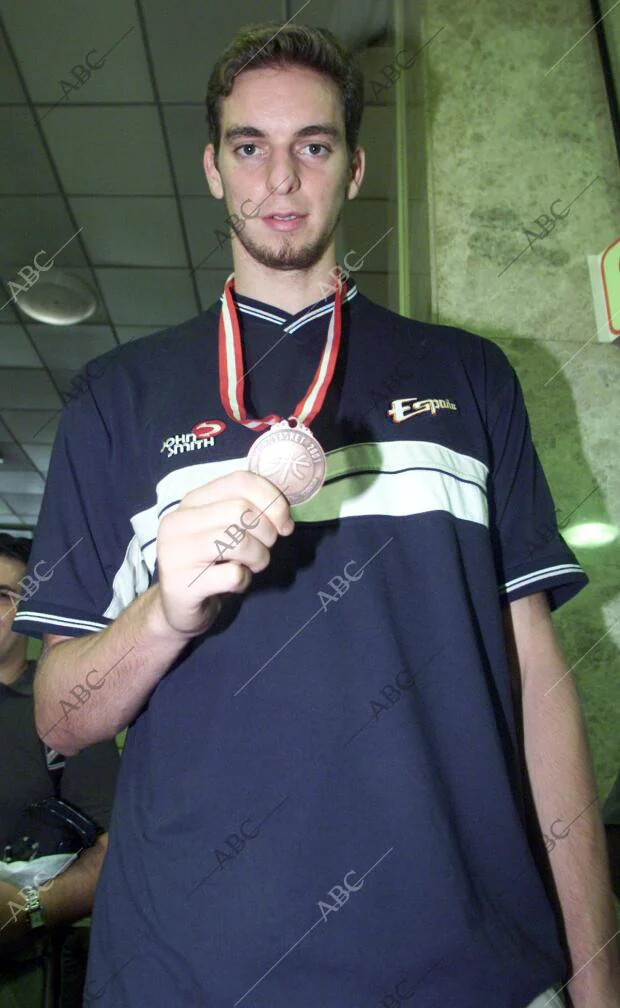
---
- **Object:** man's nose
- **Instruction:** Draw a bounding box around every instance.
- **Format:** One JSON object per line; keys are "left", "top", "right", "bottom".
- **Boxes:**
{"left": 241, "top": 172, "right": 298, "bottom": 219}
{"left": 266, "top": 156, "right": 300, "bottom": 198}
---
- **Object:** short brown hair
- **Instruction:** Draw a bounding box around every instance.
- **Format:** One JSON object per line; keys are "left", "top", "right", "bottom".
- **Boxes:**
{"left": 206, "top": 22, "right": 365, "bottom": 162}
{"left": 0, "top": 533, "right": 31, "bottom": 567}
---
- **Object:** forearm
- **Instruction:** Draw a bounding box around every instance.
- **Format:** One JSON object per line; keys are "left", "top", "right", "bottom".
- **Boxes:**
{"left": 35, "top": 585, "right": 194, "bottom": 755}
{"left": 0, "top": 836, "right": 107, "bottom": 947}
{"left": 37, "top": 835, "right": 108, "bottom": 926}
{"left": 522, "top": 671, "right": 620, "bottom": 1002}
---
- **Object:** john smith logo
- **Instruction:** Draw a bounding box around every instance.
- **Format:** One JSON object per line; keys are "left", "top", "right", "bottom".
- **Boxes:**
{"left": 387, "top": 396, "right": 457, "bottom": 423}
{"left": 160, "top": 420, "right": 226, "bottom": 458}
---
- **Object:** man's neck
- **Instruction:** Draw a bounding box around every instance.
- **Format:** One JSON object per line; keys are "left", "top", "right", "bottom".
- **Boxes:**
{"left": 0, "top": 646, "right": 29, "bottom": 686}
{"left": 231, "top": 254, "right": 339, "bottom": 315}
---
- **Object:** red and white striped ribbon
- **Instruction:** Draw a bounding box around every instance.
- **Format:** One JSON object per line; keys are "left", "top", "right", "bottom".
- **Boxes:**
{"left": 218, "top": 272, "right": 343, "bottom": 432}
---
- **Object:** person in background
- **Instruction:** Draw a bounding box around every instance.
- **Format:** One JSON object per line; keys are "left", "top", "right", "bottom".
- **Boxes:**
{"left": 0, "top": 534, "right": 119, "bottom": 1008}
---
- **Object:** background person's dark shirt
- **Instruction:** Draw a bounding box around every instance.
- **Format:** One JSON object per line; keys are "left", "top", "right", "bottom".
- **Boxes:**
{"left": 0, "top": 660, "right": 119, "bottom": 856}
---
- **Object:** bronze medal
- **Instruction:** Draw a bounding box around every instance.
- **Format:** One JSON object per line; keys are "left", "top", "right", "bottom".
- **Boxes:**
{"left": 219, "top": 271, "right": 344, "bottom": 506}
{"left": 247, "top": 419, "right": 326, "bottom": 505}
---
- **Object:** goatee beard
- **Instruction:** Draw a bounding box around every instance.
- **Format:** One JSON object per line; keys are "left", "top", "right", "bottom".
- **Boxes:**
{"left": 232, "top": 215, "right": 340, "bottom": 272}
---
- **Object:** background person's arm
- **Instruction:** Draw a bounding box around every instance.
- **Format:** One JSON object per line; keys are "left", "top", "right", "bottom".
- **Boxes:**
{"left": 503, "top": 592, "right": 620, "bottom": 1008}
{"left": 0, "top": 834, "right": 108, "bottom": 948}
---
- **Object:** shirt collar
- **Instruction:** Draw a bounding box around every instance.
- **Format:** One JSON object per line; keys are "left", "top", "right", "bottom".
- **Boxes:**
{"left": 221, "top": 279, "right": 359, "bottom": 335}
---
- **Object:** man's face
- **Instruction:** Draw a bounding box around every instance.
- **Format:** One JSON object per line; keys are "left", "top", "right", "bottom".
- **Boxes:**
{"left": 0, "top": 555, "right": 25, "bottom": 661}
{"left": 203, "top": 64, "right": 364, "bottom": 272}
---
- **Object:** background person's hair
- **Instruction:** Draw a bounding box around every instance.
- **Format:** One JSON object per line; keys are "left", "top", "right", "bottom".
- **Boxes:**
{"left": 206, "top": 23, "right": 365, "bottom": 165}
{"left": 0, "top": 533, "right": 32, "bottom": 568}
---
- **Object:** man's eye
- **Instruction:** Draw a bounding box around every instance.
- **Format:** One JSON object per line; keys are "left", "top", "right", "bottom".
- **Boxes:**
{"left": 236, "top": 144, "right": 258, "bottom": 157}
{"left": 303, "top": 143, "right": 330, "bottom": 156}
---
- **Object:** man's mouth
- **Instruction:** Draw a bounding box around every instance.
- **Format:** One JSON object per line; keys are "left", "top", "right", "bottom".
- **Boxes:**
{"left": 261, "top": 212, "right": 307, "bottom": 231}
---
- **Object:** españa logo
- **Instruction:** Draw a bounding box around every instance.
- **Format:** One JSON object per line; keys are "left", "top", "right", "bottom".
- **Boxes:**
{"left": 387, "top": 396, "right": 458, "bottom": 423}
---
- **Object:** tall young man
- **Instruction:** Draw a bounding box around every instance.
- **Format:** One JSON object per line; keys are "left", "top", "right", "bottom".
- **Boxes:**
{"left": 13, "top": 22, "right": 620, "bottom": 1008}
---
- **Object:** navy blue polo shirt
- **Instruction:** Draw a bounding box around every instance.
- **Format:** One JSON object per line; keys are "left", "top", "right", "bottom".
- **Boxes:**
{"left": 13, "top": 279, "right": 588, "bottom": 1007}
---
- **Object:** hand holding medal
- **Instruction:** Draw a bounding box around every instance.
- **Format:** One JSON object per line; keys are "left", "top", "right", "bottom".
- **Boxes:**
{"left": 157, "top": 469, "right": 294, "bottom": 637}
{"left": 219, "top": 271, "right": 344, "bottom": 504}
{"left": 154, "top": 271, "right": 344, "bottom": 639}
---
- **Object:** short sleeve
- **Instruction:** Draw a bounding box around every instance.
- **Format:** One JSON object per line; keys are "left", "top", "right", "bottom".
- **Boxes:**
{"left": 60, "top": 738, "right": 121, "bottom": 833}
{"left": 485, "top": 350, "right": 588, "bottom": 611}
{"left": 12, "top": 368, "right": 149, "bottom": 640}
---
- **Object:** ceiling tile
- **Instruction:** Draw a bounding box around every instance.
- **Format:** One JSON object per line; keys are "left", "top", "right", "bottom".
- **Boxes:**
{"left": 0, "top": 441, "right": 34, "bottom": 471}
{"left": 0, "top": 326, "right": 42, "bottom": 367}
{"left": 0, "top": 109, "right": 60, "bottom": 194}
{"left": 0, "top": 524, "right": 33, "bottom": 540}
{"left": 181, "top": 196, "right": 239, "bottom": 271}
{"left": 164, "top": 106, "right": 211, "bottom": 197}
{"left": 0, "top": 468, "right": 45, "bottom": 494}
{"left": 28, "top": 324, "right": 117, "bottom": 370}
{"left": 194, "top": 270, "right": 232, "bottom": 313}
{"left": 0, "top": 197, "right": 89, "bottom": 273}
{"left": 69, "top": 197, "right": 188, "bottom": 266}
{"left": 1, "top": 492, "right": 43, "bottom": 516}
{"left": 0, "top": 410, "right": 60, "bottom": 445}
{"left": 49, "top": 368, "right": 80, "bottom": 397}
{"left": 0, "top": 369, "right": 63, "bottom": 410}
{"left": 0, "top": 301, "right": 21, "bottom": 325}
{"left": 115, "top": 326, "right": 161, "bottom": 344}
{"left": 0, "top": 27, "right": 27, "bottom": 103}
{"left": 144, "top": 0, "right": 286, "bottom": 102}
{"left": 95, "top": 268, "right": 198, "bottom": 325}
{"left": 41, "top": 107, "right": 174, "bottom": 195}
{"left": 21, "top": 444, "right": 52, "bottom": 473}
{"left": 3, "top": 0, "right": 150, "bottom": 105}
{"left": 0, "top": 499, "right": 16, "bottom": 516}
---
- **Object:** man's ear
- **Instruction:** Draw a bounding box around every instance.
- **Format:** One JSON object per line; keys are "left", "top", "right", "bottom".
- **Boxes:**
{"left": 203, "top": 144, "right": 224, "bottom": 200}
{"left": 346, "top": 146, "right": 365, "bottom": 201}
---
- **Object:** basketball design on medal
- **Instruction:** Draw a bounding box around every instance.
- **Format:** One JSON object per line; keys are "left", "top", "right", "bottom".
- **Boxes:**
{"left": 248, "top": 419, "right": 326, "bottom": 505}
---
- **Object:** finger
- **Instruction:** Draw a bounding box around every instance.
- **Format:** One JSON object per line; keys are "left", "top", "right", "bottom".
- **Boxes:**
{"left": 209, "top": 563, "right": 253, "bottom": 596}
{"left": 168, "top": 499, "right": 280, "bottom": 553}
{"left": 187, "top": 554, "right": 257, "bottom": 598}
{"left": 179, "top": 471, "right": 294, "bottom": 535}
{"left": 201, "top": 527, "right": 272, "bottom": 575}
{"left": 160, "top": 520, "right": 272, "bottom": 579}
